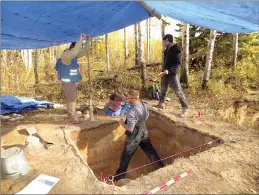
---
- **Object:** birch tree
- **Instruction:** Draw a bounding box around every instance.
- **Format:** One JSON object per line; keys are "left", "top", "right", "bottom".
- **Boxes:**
{"left": 2, "top": 50, "right": 8, "bottom": 68}
{"left": 180, "top": 23, "right": 190, "bottom": 88}
{"left": 146, "top": 18, "right": 151, "bottom": 63}
{"left": 34, "top": 49, "right": 39, "bottom": 86}
{"left": 124, "top": 28, "right": 129, "bottom": 66}
{"left": 21, "top": 50, "right": 32, "bottom": 69}
{"left": 161, "top": 19, "right": 169, "bottom": 61}
{"left": 1, "top": 50, "right": 8, "bottom": 82}
{"left": 87, "top": 48, "right": 94, "bottom": 121}
{"left": 49, "top": 47, "right": 55, "bottom": 65}
{"left": 138, "top": 22, "right": 146, "bottom": 89}
{"left": 161, "top": 20, "right": 166, "bottom": 39}
{"left": 202, "top": 29, "right": 217, "bottom": 89}
{"left": 232, "top": 33, "right": 239, "bottom": 69}
{"left": 56, "top": 46, "right": 61, "bottom": 58}
{"left": 134, "top": 24, "right": 139, "bottom": 66}
{"left": 105, "top": 34, "right": 111, "bottom": 71}
{"left": 28, "top": 50, "right": 32, "bottom": 69}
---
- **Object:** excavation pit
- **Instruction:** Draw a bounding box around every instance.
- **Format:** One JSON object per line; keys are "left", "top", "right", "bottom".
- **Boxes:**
{"left": 71, "top": 111, "right": 221, "bottom": 183}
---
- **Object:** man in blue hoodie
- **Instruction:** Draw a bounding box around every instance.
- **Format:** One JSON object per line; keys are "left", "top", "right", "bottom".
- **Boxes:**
{"left": 113, "top": 90, "right": 164, "bottom": 182}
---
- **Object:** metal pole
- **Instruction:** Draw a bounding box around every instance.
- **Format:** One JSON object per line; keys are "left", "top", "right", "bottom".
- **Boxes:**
{"left": 138, "top": 1, "right": 162, "bottom": 19}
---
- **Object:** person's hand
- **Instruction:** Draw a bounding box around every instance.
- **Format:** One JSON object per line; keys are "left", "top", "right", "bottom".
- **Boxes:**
{"left": 118, "top": 119, "right": 124, "bottom": 125}
{"left": 86, "top": 35, "right": 91, "bottom": 41}
{"left": 163, "top": 70, "right": 169, "bottom": 75}
{"left": 80, "top": 34, "right": 86, "bottom": 41}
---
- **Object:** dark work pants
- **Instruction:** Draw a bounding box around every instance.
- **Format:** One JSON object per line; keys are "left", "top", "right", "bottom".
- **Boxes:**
{"left": 114, "top": 137, "right": 164, "bottom": 182}
{"left": 160, "top": 74, "right": 188, "bottom": 108}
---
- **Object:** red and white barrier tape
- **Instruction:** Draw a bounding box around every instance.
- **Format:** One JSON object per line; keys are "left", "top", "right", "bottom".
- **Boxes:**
{"left": 145, "top": 169, "right": 192, "bottom": 195}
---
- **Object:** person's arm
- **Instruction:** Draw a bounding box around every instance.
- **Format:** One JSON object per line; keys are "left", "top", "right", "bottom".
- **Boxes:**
{"left": 61, "top": 40, "right": 82, "bottom": 65}
{"left": 77, "top": 49, "right": 87, "bottom": 59}
{"left": 118, "top": 109, "right": 138, "bottom": 135}
{"left": 61, "top": 34, "right": 86, "bottom": 65}
{"left": 77, "top": 37, "right": 91, "bottom": 59}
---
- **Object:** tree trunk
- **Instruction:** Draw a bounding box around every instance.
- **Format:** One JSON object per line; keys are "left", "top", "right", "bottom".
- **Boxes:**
{"left": 28, "top": 49, "right": 32, "bottom": 69}
{"left": 202, "top": 30, "right": 217, "bottom": 89}
{"left": 161, "top": 20, "right": 166, "bottom": 62}
{"left": 21, "top": 50, "right": 31, "bottom": 69}
{"left": 14, "top": 52, "right": 19, "bottom": 90}
{"left": 124, "top": 28, "right": 129, "bottom": 66}
{"left": 87, "top": 49, "right": 94, "bottom": 121}
{"left": 49, "top": 47, "right": 55, "bottom": 65}
{"left": 161, "top": 20, "right": 166, "bottom": 39}
{"left": 180, "top": 23, "right": 190, "bottom": 88}
{"left": 134, "top": 24, "right": 139, "bottom": 66}
{"left": 105, "top": 34, "right": 111, "bottom": 71}
{"left": 232, "top": 33, "right": 238, "bottom": 69}
{"left": 56, "top": 46, "right": 61, "bottom": 58}
{"left": 43, "top": 48, "right": 51, "bottom": 81}
{"left": 146, "top": 18, "right": 151, "bottom": 63}
{"left": 128, "top": 63, "right": 161, "bottom": 71}
{"left": 21, "top": 50, "right": 25, "bottom": 66}
{"left": 2, "top": 50, "right": 8, "bottom": 68}
{"left": 2, "top": 50, "right": 8, "bottom": 83}
{"left": 138, "top": 22, "right": 146, "bottom": 90}
{"left": 34, "top": 49, "right": 39, "bottom": 86}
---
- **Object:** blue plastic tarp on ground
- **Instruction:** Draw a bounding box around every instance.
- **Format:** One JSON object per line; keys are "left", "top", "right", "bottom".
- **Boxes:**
{"left": 1, "top": 95, "right": 53, "bottom": 115}
{"left": 1, "top": 1, "right": 259, "bottom": 50}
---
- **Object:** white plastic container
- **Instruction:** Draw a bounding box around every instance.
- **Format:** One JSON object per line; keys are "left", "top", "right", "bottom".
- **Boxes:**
{"left": 53, "top": 103, "right": 64, "bottom": 109}
{"left": 1, "top": 147, "right": 30, "bottom": 179}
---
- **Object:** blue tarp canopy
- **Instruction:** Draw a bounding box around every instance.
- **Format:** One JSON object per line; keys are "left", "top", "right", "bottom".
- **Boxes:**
{"left": 1, "top": 1, "right": 259, "bottom": 50}
{"left": 1, "top": 95, "right": 53, "bottom": 115}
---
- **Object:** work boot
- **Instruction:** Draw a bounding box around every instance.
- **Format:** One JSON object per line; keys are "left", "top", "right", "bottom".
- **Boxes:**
{"left": 156, "top": 102, "right": 165, "bottom": 109}
{"left": 180, "top": 107, "right": 188, "bottom": 118}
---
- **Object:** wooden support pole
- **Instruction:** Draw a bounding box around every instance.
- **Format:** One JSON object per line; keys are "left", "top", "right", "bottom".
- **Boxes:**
{"left": 87, "top": 41, "right": 94, "bottom": 121}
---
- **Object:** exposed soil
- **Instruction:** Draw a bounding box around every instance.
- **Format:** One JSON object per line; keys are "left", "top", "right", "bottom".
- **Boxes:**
{"left": 1, "top": 100, "right": 259, "bottom": 194}
{"left": 71, "top": 112, "right": 221, "bottom": 183}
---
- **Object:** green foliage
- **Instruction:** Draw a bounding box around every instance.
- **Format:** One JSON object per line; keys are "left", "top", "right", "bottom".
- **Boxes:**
{"left": 236, "top": 60, "right": 259, "bottom": 89}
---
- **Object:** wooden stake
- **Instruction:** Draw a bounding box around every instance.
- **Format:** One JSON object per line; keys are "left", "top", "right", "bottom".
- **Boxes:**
{"left": 87, "top": 40, "right": 94, "bottom": 121}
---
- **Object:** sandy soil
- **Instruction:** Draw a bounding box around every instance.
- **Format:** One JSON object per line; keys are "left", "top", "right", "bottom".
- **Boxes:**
{"left": 1, "top": 101, "right": 259, "bottom": 194}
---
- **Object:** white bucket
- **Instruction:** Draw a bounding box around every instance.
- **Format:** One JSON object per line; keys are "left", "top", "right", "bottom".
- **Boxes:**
{"left": 1, "top": 147, "right": 30, "bottom": 179}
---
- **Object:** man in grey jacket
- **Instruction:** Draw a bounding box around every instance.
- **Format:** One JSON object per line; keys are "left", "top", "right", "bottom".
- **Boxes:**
{"left": 113, "top": 90, "right": 164, "bottom": 182}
